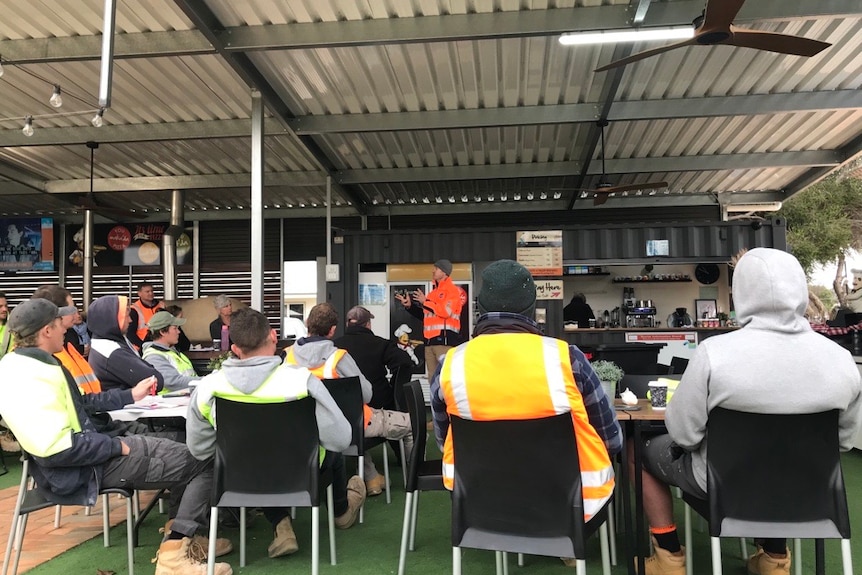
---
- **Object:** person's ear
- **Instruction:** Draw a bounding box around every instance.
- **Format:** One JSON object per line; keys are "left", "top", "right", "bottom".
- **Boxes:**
{"left": 328, "top": 325, "right": 337, "bottom": 338}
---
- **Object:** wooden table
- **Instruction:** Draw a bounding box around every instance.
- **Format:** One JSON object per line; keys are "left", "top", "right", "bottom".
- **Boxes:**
{"left": 614, "top": 399, "right": 667, "bottom": 575}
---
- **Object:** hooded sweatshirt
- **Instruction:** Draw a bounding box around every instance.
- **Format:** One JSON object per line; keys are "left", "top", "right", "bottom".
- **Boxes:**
{"left": 87, "top": 295, "right": 164, "bottom": 393}
{"left": 666, "top": 248, "right": 862, "bottom": 492}
{"left": 290, "top": 336, "right": 373, "bottom": 403}
{"left": 186, "top": 355, "right": 351, "bottom": 460}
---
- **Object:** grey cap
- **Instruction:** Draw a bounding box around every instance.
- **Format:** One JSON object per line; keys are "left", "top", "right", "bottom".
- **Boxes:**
{"left": 147, "top": 310, "right": 187, "bottom": 331}
{"left": 8, "top": 299, "right": 75, "bottom": 338}
{"left": 346, "top": 305, "right": 374, "bottom": 325}
{"left": 434, "top": 259, "right": 453, "bottom": 276}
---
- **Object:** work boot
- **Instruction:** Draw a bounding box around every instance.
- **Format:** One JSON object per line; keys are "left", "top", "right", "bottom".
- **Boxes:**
{"left": 636, "top": 536, "right": 685, "bottom": 575}
{"left": 365, "top": 474, "right": 386, "bottom": 497}
{"left": 267, "top": 516, "right": 299, "bottom": 558}
{"left": 747, "top": 546, "right": 791, "bottom": 575}
{"left": 153, "top": 537, "right": 232, "bottom": 575}
{"left": 334, "top": 475, "right": 367, "bottom": 529}
{"left": 160, "top": 519, "right": 233, "bottom": 558}
{"left": 0, "top": 429, "right": 20, "bottom": 453}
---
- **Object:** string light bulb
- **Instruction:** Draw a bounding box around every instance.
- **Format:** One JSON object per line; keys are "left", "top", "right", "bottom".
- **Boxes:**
{"left": 49, "top": 84, "right": 63, "bottom": 108}
{"left": 22, "top": 116, "right": 33, "bottom": 137}
{"left": 91, "top": 107, "right": 105, "bottom": 127}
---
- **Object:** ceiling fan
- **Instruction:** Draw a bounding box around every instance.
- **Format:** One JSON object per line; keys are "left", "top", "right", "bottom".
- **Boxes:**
{"left": 595, "top": 0, "right": 831, "bottom": 72}
{"left": 73, "top": 141, "right": 142, "bottom": 220}
{"left": 563, "top": 120, "right": 668, "bottom": 206}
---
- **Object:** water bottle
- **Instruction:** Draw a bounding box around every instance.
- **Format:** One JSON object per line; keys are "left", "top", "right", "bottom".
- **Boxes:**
{"left": 220, "top": 324, "right": 229, "bottom": 351}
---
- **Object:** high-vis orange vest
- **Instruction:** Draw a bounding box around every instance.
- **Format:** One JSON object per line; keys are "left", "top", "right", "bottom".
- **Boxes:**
{"left": 439, "top": 333, "right": 615, "bottom": 520}
{"left": 130, "top": 300, "right": 163, "bottom": 343}
{"left": 285, "top": 347, "right": 373, "bottom": 426}
{"left": 422, "top": 276, "right": 465, "bottom": 340}
{"left": 55, "top": 342, "right": 101, "bottom": 394}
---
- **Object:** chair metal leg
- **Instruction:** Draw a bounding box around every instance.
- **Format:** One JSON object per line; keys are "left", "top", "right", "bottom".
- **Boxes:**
{"left": 2, "top": 467, "right": 27, "bottom": 575}
{"left": 207, "top": 507, "right": 219, "bottom": 575}
{"left": 710, "top": 537, "right": 722, "bottom": 575}
{"left": 53, "top": 505, "right": 62, "bottom": 528}
{"left": 358, "top": 454, "right": 365, "bottom": 524}
{"left": 495, "top": 550, "right": 503, "bottom": 575}
{"left": 739, "top": 537, "right": 747, "bottom": 559}
{"left": 383, "top": 443, "right": 392, "bottom": 504}
{"left": 159, "top": 497, "right": 165, "bottom": 514}
{"left": 124, "top": 494, "right": 135, "bottom": 575}
{"left": 408, "top": 491, "right": 420, "bottom": 550}
{"left": 575, "top": 559, "right": 586, "bottom": 575}
{"left": 397, "top": 492, "right": 414, "bottom": 575}
{"left": 607, "top": 500, "right": 617, "bottom": 566}
{"left": 502, "top": 552, "right": 509, "bottom": 575}
{"left": 684, "top": 503, "right": 693, "bottom": 575}
{"left": 517, "top": 553, "right": 524, "bottom": 567}
{"left": 239, "top": 506, "right": 246, "bottom": 567}
{"left": 793, "top": 538, "right": 802, "bottom": 575}
{"left": 291, "top": 506, "right": 296, "bottom": 519}
{"left": 327, "top": 484, "right": 336, "bottom": 565}
{"left": 102, "top": 493, "right": 111, "bottom": 547}
{"left": 841, "top": 539, "right": 853, "bottom": 575}
{"left": 453, "top": 547, "right": 462, "bottom": 575}
{"left": 311, "top": 506, "right": 320, "bottom": 575}
{"left": 133, "top": 490, "right": 140, "bottom": 522}
{"left": 12, "top": 514, "right": 29, "bottom": 575}
{"left": 599, "top": 521, "right": 611, "bottom": 575}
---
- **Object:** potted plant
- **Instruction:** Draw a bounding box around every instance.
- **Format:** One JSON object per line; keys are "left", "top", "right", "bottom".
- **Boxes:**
{"left": 591, "top": 360, "right": 625, "bottom": 400}
{"left": 206, "top": 350, "right": 234, "bottom": 372}
{"left": 717, "top": 311, "right": 729, "bottom": 327}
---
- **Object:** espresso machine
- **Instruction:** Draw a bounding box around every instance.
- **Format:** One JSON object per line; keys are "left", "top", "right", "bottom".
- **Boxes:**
{"left": 622, "top": 287, "right": 657, "bottom": 327}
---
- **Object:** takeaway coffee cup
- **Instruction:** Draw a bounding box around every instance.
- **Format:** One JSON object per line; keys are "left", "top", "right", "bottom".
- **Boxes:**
{"left": 212, "top": 338, "right": 221, "bottom": 350}
{"left": 648, "top": 380, "right": 668, "bottom": 410}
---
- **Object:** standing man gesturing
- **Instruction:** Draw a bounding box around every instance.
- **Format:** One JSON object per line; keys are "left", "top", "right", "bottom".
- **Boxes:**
{"left": 395, "top": 259, "right": 466, "bottom": 379}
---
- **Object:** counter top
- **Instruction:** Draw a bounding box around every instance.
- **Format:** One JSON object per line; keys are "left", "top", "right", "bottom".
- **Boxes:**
{"left": 563, "top": 326, "right": 738, "bottom": 332}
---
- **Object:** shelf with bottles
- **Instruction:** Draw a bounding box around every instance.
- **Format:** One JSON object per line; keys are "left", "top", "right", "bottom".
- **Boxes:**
{"left": 613, "top": 276, "right": 691, "bottom": 283}
{"left": 563, "top": 265, "right": 609, "bottom": 276}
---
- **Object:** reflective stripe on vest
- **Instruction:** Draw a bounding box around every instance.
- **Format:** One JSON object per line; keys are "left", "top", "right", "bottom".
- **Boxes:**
{"left": 285, "top": 347, "right": 373, "bottom": 426}
{"left": 56, "top": 343, "right": 101, "bottom": 394}
{"left": 439, "top": 333, "right": 615, "bottom": 520}
{"left": 142, "top": 346, "right": 196, "bottom": 394}
{"left": 131, "top": 300, "right": 163, "bottom": 343}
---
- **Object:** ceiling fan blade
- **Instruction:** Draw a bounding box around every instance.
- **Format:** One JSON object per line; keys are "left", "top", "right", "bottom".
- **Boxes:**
{"left": 593, "top": 193, "right": 611, "bottom": 206}
{"left": 701, "top": 0, "right": 745, "bottom": 31}
{"left": 727, "top": 26, "right": 831, "bottom": 57}
{"left": 595, "top": 38, "right": 698, "bottom": 72}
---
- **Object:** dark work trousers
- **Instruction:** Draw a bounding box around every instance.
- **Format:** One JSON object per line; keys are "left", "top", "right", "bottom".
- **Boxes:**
{"left": 263, "top": 451, "right": 348, "bottom": 527}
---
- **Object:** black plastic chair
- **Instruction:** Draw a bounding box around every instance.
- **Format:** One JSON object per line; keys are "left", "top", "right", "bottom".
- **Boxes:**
{"left": 207, "top": 397, "right": 336, "bottom": 575}
{"left": 397, "top": 379, "right": 445, "bottom": 575}
{"left": 669, "top": 356, "right": 689, "bottom": 375}
{"left": 682, "top": 408, "right": 852, "bottom": 575}
{"left": 321, "top": 376, "right": 394, "bottom": 521}
{"left": 2, "top": 453, "right": 135, "bottom": 575}
{"left": 450, "top": 413, "right": 612, "bottom": 575}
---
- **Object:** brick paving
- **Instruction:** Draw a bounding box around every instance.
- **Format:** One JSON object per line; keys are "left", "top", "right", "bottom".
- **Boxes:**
{"left": 0, "top": 485, "right": 158, "bottom": 573}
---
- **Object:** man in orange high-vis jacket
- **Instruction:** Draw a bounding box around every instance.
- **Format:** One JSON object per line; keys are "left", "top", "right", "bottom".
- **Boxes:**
{"left": 127, "top": 281, "right": 164, "bottom": 350}
{"left": 395, "top": 259, "right": 466, "bottom": 379}
{"left": 286, "top": 302, "right": 413, "bottom": 497}
{"left": 430, "top": 260, "right": 622, "bottom": 567}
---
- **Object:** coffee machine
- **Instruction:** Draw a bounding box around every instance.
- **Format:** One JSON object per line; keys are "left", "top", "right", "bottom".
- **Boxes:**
{"left": 622, "top": 287, "right": 656, "bottom": 327}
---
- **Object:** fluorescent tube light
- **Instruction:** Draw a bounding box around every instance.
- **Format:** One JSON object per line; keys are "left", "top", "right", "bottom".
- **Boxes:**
{"left": 559, "top": 27, "right": 694, "bottom": 46}
{"left": 724, "top": 202, "right": 783, "bottom": 213}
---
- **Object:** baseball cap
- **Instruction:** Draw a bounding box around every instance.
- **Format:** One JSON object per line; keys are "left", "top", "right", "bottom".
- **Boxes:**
{"left": 147, "top": 310, "right": 187, "bottom": 331}
{"left": 346, "top": 305, "right": 375, "bottom": 325}
{"left": 8, "top": 299, "right": 75, "bottom": 338}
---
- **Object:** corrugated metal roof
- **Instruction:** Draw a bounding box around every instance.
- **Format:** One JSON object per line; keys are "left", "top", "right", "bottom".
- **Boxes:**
{"left": 0, "top": 0, "right": 860, "bottom": 222}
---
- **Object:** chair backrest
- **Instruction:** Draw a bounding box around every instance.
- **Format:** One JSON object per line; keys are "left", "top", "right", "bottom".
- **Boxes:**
{"left": 213, "top": 396, "right": 321, "bottom": 507}
{"left": 706, "top": 407, "right": 850, "bottom": 539}
{"left": 450, "top": 413, "right": 588, "bottom": 558}
{"left": 669, "top": 356, "right": 689, "bottom": 375}
{"left": 320, "top": 376, "right": 364, "bottom": 453}
{"left": 403, "top": 380, "right": 430, "bottom": 491}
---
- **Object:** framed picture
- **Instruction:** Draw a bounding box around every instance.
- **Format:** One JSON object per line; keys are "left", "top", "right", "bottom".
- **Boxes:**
{"left": 695, "top": 299, "right": 717, "bottom": 319}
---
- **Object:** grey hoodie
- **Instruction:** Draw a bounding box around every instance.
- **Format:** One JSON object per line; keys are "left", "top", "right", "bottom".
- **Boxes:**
{"left": 290, "top": 337, "right": 373, "bottom": 403}
{"left": 186, "top": 355, "right": 351, "bottom": 460}
{"left": 666, "top": 248, "right": 862, "bottom": 491}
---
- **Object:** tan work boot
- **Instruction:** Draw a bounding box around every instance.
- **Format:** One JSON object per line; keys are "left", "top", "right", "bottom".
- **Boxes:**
{"left": 154, "top": 537, "right": 233, "bottom": 575}
{"left": 636, "top": 536, "right": 685, "bottom": 575}
{"left": 365, "top": 474, "right": 386, "bottom": 497}
{"left": 161, "top": 519, "right": 233, "bottom": 558}
{"left": 335, "top": 475, "right": 367, "bottom": 529}
{"left": 268, "top": 516, "right": 299, "bottom": 558}
{"left": 747, "top": 546, "right": 791, "bottom": 575}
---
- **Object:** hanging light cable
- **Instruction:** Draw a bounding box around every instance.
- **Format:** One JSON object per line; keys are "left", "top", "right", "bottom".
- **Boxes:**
{"left": 91, "top": 107, "right": 105, "bottom": 127}
{"left": 22, "top": 116, "right": 33, "bottom": 137}
{"left": 49, "top": 84, "right": 63, "bottom": 108}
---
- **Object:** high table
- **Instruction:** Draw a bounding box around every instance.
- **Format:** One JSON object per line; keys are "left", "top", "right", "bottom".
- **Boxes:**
{"left": 615, "top": 399, "right": 667, "bottom": 575}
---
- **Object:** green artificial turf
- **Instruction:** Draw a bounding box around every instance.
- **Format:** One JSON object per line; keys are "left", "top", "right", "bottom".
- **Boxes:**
{"left": 14, "top": 448, "right": 862, "bottom": 575}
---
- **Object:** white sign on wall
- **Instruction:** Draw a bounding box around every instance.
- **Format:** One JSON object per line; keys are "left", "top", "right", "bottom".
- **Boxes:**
{"left": 535, "top": 279, "right": 564, "bottom": 300}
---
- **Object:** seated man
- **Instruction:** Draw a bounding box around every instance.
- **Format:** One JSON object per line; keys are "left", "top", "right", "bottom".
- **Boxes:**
{"left": 187, "top": 307, "right": 366, "bottom": 559}
{"left": 0, "top": 299, "right": 233, "bottom": 575}
{"left": 636, "top": 248, "right": 862, "bottom": 575}
{"left": 88, "top": 294, "right": 165, "bottom": 392}
{"left": 430, "top": 260, "right": 622, "bottom": 567}
{"left": 143, "top": 311, "right": 200, "bottom": 393}
{"left": 286, "top": 302, "right": 413, "bottom": 496}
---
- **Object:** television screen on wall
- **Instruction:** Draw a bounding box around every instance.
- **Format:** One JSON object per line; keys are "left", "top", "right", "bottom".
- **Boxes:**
{"left": 0, "top": 217, "right": 55, "bottom": 272}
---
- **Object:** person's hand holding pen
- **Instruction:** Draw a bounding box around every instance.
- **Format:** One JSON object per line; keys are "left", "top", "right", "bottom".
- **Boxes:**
{"left": 131, "top": 375, "right": 158, "bottom": 401}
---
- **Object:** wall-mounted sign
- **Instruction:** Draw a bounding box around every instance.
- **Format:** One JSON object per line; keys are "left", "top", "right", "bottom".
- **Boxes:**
{"left": 66, "top": 223, "right": 192, "bottom": 267}
{"left": 646, "top": 239, "right": 669, "bottom": 256}
{"left": 535, "top": 279, "right": 564, "bottom": 300}
{"left": 516, "top": 230, "right": 563, "bottom": 276}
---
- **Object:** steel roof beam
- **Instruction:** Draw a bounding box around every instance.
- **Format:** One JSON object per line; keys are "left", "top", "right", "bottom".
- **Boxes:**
{"left": 782, "top": 132, "right": 862, "bottom": 199}
{"left": 337, "top": 151, "right": 839, "bottom": 185}
{"left": 45, "top": 171, "right": 328, "bottom": 194}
